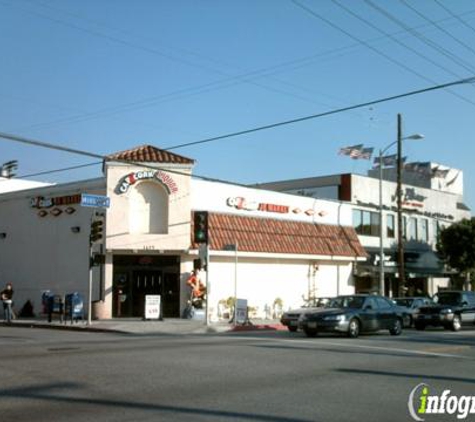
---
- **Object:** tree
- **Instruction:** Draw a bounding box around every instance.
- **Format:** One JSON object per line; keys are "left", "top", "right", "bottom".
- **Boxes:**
{"left": 437, "top": 218, "right": 475, "bottom": 290}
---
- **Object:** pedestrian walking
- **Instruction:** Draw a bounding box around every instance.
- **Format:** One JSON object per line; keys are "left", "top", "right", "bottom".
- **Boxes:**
{"left": 1, "top": 282, "right": 14, "bottom": 323}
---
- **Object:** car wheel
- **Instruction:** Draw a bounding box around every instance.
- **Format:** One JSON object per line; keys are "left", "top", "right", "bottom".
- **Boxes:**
{"left": 414, "top": 322, "right": 426, "bottom": 331}
{"left": 347, "top": 318, "right": 360, "bottom": 338}
{"left": 304, "top": 327, "right": 317, "bottom": 338}
{"left": 288, "top": 326, "right": 298, "bottom": 333}
{"left": 451, "top": 315, "right": 462, "bottom": 332}
{"left": 389, "top": 318, "right": 402, "bottom": 336}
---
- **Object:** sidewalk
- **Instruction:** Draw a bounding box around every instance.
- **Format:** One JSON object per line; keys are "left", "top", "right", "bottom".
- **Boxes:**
{"left": 3, "top": 317, "right": 286, "bottom": 335}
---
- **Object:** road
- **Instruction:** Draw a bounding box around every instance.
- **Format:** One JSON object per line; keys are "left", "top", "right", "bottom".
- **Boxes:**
{"left": 1, "top": 326, "right": 475, "bottom": 422}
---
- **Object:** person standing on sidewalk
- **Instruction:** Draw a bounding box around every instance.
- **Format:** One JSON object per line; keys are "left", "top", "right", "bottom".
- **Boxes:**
{"left": 1, "top": 282, "right": 14, "bottom": 323}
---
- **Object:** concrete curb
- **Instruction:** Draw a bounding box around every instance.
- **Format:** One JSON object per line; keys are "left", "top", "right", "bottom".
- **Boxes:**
{"left": 1, "top": 319, "right": 286, "bottom": 335}
{"left": 2, "top": 321, "right": 128, "bottom": 334}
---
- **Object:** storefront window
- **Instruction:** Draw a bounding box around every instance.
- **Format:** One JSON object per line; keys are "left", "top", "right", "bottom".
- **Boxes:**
{"left": 408, "top": 217, "right": 418, "bottom": 240}
{"left": 420, "top": 218, "right": 429, "bottom": 242}
{"left": 353, "top": 209, "right": 379, "bottom": 237}
{"left": 386, "top": 214, "right": 395, "bottom": 238}
{"left": 433, "top": 220, "right": 440, "bottom": 242}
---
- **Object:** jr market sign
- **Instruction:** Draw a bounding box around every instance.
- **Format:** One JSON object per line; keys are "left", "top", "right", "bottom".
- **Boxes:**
{"left": 116, "top": 170, "right": 178, "bottom": 194}
{"left": 226, "top": 197, "right": 327, "bottom": 217}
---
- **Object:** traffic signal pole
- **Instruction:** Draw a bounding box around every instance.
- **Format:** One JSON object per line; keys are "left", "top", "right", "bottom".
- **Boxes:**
{"left": 88, "top": 238, "right": 93, "bottom": 326}
{"left": 88, "top": 213, "right": 104, "bottom": 326}
{"left": 88, "top": 212, "right": 94, "bottom": 326}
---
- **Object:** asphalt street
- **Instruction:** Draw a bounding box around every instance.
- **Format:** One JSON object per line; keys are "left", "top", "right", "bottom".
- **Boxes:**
{"left": 1, "top": 327, "right": 475, "bottom": 422}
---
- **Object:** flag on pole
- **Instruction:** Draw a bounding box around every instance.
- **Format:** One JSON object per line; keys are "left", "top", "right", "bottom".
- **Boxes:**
{"left": 373, "top": 154, "right": 407, "bottom": 168}
{"left": 431, "top": 167, "right": 450, "bottom": 178}
{"left": 356, "top": 147, "right": 374, "bottom": 160}
{"left": 404, "top": 162, "right": 431, "bottom": 176}
{"left": 338, "top": 144, "right": 363, "bottom": 157}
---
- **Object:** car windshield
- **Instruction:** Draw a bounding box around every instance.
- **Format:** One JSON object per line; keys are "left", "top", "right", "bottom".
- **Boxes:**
{"left": 302, "top": 298, "right": 330, "bottom": 308}
{"left": 327, "top": 296, "right": 365, "bottom": 309}
{"left": 394, "top": 298, "right": 413, "bottom": 307}
{"left": 435, "top": 293, "right": 461, "bottom": 306}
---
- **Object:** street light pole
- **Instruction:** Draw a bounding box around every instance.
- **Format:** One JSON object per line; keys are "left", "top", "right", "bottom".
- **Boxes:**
{"left": 397, "top": 113, "right": 405, "bottom": 297}
{"left": 378, "top": 149, "right": 384, "bottom": 296}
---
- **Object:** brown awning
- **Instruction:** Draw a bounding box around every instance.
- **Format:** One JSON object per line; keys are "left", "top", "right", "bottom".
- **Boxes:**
{"left": 192, "top": 212, "right": 367, "bottom": 259}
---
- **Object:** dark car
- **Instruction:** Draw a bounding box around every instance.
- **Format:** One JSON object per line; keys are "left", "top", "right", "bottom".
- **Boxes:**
{"left": 299, "top": 294, "right": 404, "bottom": 338}
{"left": 413, "top": 291, "right": 475, "bottom": 331}
{"left": 280, "top": 297, "right": 331, "bottom": 332}
{"left": 392, "top": 297, "right": 433, "bottom": 327}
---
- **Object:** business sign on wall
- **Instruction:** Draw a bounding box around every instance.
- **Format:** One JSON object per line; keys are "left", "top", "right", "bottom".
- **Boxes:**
{"left": 30, "top": 194, "right": 81, "bottom": 217}
{"left": 116, "top": 170, "right": 178, "bottom": 194}
{"left": 226, "top": 197, "right": 327, "bottom": 217}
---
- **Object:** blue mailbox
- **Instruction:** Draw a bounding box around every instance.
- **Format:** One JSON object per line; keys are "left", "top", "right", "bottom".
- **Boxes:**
{"left": 65, "top": 292, "right": 84, "bottom": 323}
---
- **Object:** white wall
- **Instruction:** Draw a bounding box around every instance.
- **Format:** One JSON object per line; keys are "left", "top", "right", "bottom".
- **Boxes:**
{"left": 105, "top": 164, "right": 193, "bottom": 251}
{"left": 201, "top": 255, "right": 354, "bottom": 319}
{"left": 191, "top": 179, "right": 353, "bottom": 227}
{"left": 0, "top": 179, "right": 105, "bottom": 316}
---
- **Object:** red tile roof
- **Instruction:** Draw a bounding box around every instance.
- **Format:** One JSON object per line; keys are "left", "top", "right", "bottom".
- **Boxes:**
{"left": 107, "top": 145, "right": 194, "bottom": 164}
{"left": 192, "top": 212, "right": 367, "bottom": 258}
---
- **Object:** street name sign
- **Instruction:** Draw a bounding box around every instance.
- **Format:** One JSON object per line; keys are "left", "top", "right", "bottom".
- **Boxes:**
{"left": 81, "top": 194, "right": 110, "bottom": 209}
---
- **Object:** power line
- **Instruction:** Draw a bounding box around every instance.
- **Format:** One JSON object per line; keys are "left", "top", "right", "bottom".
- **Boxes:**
{"left": 6, "top": 0, "right": 473, "bottom": 134}
{"left": 400, "top": 0, "right": 475, "bottom": 59}
{"left": 15, "top": 162, "right": 102, "bottom": 180}
{"left": 164, "top": 76, "right": 475, "bottom": 150}
{"left": 434, "top": 0, "right": 475, "bottom": 36}
{"left": 331, "top": 0, "right": 475, "bottom": 107}
{"left": 370, "top": 0, "right": 475, "bottom": 75}
{"left": 1, "top": 76, "right": 474, "bottom": 180}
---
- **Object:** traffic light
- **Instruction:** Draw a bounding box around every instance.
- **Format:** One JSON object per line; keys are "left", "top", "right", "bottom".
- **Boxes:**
{"left": 90, "top": 220, "right": 104, "bottom": 243}
{"left": 194, "top": 211, "right": 208, "bottom": 244}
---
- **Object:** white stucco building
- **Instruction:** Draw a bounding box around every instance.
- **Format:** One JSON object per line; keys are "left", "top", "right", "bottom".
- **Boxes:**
{"left": 0, "top": 145, "right": 366, "bottom": 320}
{"left": 258, "top": 163, "right": 471, "bottom": 297}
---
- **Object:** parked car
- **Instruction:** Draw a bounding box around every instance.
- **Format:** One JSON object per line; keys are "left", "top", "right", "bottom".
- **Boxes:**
{"left": 299, "top": 294, "right": 404, "bottom": 338}
{"left": 413, "top": 291, "right": 475, "bottom": 331}
{"left": 280, "top": 297, "right": 331, "bottom": 332}
{"left": 392, "top": 297, "right": 433, "bottom": 327}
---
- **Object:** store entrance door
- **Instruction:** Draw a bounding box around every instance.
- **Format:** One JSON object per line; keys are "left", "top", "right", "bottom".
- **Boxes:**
{"left": 131, "top": 270, "right": 162, "bottom": 317}
{"left": 113, "top": 255, "right": 181, "bottom": 318}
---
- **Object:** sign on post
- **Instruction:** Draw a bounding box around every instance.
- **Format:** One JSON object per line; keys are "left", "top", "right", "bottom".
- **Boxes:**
{"left": 81, "top": 194, "right": 110, "bottom": 209}
{"left": 145, "top": 295, "right": 161, "bottom": 320}
{"left": 235, "top": 299, "right": 248, "bottom": 325}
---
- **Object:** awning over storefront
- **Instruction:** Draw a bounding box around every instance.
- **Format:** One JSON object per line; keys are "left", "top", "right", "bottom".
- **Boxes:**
{"left": 192, "top": 212, "right": 367, "bottom": 259}
{"left": 359, "top": 249, "right": 447, "bottom": 277}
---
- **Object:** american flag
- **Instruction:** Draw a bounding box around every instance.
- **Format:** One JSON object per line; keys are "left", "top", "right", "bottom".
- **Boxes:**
{"left": 431, "top": 167, "right": 450, "bottom": 178}
{"left": 404, "top": 162, "right": 431, "bottom": 176}
{"left": 373, "top": 154, "right": 407, "bottom": 168}
{"left": 356, "top": 147, "right": 374, "bottom": 160}
{"left": 338, "top": 144, "right": 363, "bottom": 157}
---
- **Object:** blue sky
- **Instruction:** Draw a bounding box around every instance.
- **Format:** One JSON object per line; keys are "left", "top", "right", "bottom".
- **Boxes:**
{"left": 1, "top": 0, "right": 475, "bottom": 209}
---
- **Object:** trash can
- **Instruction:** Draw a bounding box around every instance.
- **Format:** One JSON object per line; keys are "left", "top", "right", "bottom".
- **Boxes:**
{"left": 64, "top": 292, "right": 84, "bottom": 323}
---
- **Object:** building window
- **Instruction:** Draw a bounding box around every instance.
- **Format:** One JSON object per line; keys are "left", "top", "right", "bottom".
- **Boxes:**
{"left": 433, "top": 220, "right": 440, "bottom": 242}
{"left": 408, "top": 217, "right": 418, "bottom": 240}
{"left": 386, "top": 214, "right": 395, "bottom": 238}
{"left": 352, "top": 209, "right": 380, "bottom": 236}
{"left": 420, "top": 218, "right": 429, "bottom": 242}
